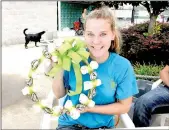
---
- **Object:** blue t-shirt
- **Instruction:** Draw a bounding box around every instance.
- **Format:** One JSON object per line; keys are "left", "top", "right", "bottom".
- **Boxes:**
{"left": 58, "top": 52, "right": 139, "bottom": 128}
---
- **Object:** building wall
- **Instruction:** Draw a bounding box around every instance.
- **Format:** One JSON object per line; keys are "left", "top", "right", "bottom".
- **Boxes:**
{"left": 60, "top": 2, "right": 85, "bottom": 30}
{"left": 2, "top": 1, "right": 57, "bottom": 46}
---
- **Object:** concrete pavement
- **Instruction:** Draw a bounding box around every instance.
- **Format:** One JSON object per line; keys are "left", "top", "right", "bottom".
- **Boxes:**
{"left": 2, "top": 36, "right": 82, "bottom": 129}
{"left": 2, "top": 43, "right": 55, "bottom": 129}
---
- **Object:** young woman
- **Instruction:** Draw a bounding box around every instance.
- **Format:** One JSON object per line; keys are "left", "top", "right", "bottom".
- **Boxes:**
{"left": 53, "top": 6, "right": 138, "bottom": 129}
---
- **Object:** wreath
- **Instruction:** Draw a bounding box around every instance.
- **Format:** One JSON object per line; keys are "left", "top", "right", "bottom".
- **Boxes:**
{"left": 21, "top": 37, "right": 102, "bottom": 120}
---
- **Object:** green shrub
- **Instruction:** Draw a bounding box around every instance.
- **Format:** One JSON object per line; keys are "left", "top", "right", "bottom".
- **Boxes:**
{"left": 133, "top": 62, "right": 164, "bottom": 76}
{"left": 120, "top": 22, "right": 169, "bottom": 65}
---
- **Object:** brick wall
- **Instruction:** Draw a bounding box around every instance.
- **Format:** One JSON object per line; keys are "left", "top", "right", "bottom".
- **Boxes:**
{"left": 2, "top": 1, "right": 57, "bottom": 46}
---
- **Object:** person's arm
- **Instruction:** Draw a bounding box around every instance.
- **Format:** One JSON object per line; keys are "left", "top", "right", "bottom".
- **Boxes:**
{"left": 160, "top": 65, "right": 169, "bottom": 86}
{"left": 82, "top": 13, "right": 86, "bottom": 19}
{"left": 52, "top": 70, "right": 66, "bottom": 99}
{"left": 86, "top": 97, "right": 132, "bottom": 115}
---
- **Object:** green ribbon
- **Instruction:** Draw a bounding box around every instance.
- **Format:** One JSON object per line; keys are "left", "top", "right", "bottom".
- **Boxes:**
{"left": 28, "top": 69, "right": 35, "bottom": 78}
{"left": 84, "top": 99, "right": 92, "bottom": 106}
{"left": 28, "top": 86, "right": 34, "bottom": 94}
{"left": 37, "top": 101, "right": 46, "bottom": 109}
{"left": 67, "top": 63, "right": 82, "bottom": 96}
{"left": 27, "top": 37, "right": 90, "bottom": 96}
{"left": 87, "top": 65, "right": 93, "bottom": 74}
{"left": 92, "top": 80, "right": 98, "bottom": 88}
{"left": 52, "top": 111, "right": 61, "bottom": 117}
{"left": 46, "top": 37, "right": 90, "bottom": 96}
{"left": 62, "top": 55, "right": 71, "bottom": 71}
{"left": 58, "top": 42, "right": 72, "bottom": 55}
{"left": 67, "top": 50, "right": 82, "bottom": 64}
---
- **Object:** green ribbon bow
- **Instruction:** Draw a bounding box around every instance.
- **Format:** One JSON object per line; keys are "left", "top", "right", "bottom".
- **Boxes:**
{"left": 46, "top": 37, "right": 90, "bottom": 96}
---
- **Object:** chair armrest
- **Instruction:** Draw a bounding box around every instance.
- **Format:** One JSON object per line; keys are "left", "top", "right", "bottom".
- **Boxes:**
{"left": 151, "top": 79, "right": 162, "bottom": 90}
{"left": 120, "top": 113, "right": 135, "bottom": 128}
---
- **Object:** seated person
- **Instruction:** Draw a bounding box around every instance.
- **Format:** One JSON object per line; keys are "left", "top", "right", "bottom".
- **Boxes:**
{"left": 133, "top": 64, "right": 169, "bottom": 127}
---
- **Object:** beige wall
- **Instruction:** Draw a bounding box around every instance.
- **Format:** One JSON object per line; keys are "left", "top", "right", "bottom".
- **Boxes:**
{"left": 2, "top": 1, "right": 57, "bottom": 46}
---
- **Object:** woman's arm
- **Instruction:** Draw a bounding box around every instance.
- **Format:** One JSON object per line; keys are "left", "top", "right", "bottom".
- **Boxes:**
{"left": 160, "top": 65, "right": 169, "bottom": 86}
{"left": 86, "top": 97, "right": 132, "bottom": 115}
{"left": 52, "top": 70, "right": 66, "bottom": 99}
{"left": 82, "top": 13, "right": 86, "bottom": 19}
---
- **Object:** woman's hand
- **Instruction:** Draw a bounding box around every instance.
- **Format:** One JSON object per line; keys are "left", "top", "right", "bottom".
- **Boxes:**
{"left": 77, "top": 106, "right": 89, "bottom": 114}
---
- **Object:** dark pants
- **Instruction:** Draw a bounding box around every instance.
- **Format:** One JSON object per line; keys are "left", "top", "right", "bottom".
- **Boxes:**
{"left": 133, "top": 85, "right": 169, "bottom": 127}
{"left": 56, "top": 125, "right": 111, "bottom": 130}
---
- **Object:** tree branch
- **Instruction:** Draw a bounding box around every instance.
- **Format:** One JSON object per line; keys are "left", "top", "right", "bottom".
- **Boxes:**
{"left": 141, "top": 1, "right": 151, "bottom": 15}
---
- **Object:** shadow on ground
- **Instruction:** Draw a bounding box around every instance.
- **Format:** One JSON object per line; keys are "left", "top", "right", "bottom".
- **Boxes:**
{"left": 25, "top": 43, "right": 48, "bottom": 49}
{"left": 2, "top": 74, "right": 26, "bottom": 108}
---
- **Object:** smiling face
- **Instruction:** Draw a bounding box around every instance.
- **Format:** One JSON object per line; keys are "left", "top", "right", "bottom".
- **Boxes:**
{"left": 84, "top": 18, "right": 115, "bottom": 62}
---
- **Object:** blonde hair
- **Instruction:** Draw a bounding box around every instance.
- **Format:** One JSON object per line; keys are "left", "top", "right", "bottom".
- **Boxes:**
{"left": 84, "top": 6, "right": 122, "bottom": 54}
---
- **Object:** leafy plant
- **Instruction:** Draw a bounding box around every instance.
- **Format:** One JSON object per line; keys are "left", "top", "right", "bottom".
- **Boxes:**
{"left": 143, "top": 21, "right": 162, "bottom": 36}
{"left": 153, "top": 22, "right": 162, "bottom": 34}
{"left": 121, "top": 22, "right": 169, "bottom": 65}
{"left": 133, "top": 62, "right": 164, "bottom": 76}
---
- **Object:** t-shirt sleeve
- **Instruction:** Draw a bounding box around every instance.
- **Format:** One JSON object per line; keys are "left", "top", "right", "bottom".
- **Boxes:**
{"left": 115, "top": 61, "right": 139, "bottom": 100}
{"left": 63, "top": 70, "right": 69, "bottom": 89}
